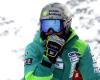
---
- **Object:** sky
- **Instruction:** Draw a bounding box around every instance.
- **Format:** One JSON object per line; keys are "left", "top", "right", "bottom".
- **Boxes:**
{"left": 0, "top": 0, "right": 100, "bottom": 80}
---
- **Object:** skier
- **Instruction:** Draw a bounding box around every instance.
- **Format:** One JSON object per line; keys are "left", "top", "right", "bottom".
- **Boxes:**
{"left": 24, "top": 2, "right": 100, "bottom": 80}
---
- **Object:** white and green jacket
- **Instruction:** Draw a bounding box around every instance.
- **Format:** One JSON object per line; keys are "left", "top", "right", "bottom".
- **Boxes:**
{"left": 24, "top": 29, "right": 100, "bottom": 80}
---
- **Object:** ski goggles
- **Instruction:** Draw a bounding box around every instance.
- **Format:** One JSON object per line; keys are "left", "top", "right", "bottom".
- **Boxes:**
{"left": 40, "top": 19, "right": 64, "bottom": 33}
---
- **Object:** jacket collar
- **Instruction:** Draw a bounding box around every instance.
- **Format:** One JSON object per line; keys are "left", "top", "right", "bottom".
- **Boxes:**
{"left": 66, "top": 29, "right": 77, "bottom": 43}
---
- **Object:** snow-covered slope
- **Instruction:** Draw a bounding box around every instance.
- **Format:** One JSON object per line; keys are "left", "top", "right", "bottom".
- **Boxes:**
{"left": 66, "top": 0, "right": 100, "bottom": 66}
{"left": 0, "top": 0, "right": 100, "bottom": 80}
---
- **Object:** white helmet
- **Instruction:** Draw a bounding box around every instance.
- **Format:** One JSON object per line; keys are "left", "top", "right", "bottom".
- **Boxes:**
{"left": 40, "top": 3, "right": 72, "bottom": 31}
{"left": 40, "top": 3, "right": 72, "bottom": 39}
{"left": 40, "top": 3, "right": 72, "bottom": 19}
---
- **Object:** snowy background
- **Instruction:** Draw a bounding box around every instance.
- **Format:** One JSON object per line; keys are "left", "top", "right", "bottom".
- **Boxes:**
{"left": 0, "top": 0, "right": 100, "bottom": 80}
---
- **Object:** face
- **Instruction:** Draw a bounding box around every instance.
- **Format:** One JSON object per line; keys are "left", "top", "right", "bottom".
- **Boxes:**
{"left": 45, "top": 29, "right": 63, "bottom": 36}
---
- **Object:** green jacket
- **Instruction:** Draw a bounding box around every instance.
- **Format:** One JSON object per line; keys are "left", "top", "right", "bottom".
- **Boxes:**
{"left": 24, "top": 29, "right": 100, "bottom": 80}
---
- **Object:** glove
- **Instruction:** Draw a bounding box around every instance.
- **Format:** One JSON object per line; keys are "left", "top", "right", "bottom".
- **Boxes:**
{"left": 45, "top": 34, "right": 65, "bottom": 63}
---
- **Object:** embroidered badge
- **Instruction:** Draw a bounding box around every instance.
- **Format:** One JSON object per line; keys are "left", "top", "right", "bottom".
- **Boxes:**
{"left": 55, "top": 57, "right": 63, "bottom": 69}
{"left": 25, "top": 58, "right": 32, "bottom": 65}
{"left": 68, "top": 51, "right": 79, "bottom": 62}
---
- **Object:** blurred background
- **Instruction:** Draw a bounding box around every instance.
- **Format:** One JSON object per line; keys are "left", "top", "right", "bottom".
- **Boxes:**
{"left": 0, "top": 0, "right": 100, "bottom": 80}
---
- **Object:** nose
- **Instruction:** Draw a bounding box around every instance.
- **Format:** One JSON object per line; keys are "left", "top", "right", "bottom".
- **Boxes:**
{"left": 45, "top": 29, "right": 54, "bottom": 35}
{"left": 49, "top": 29, "right": 53, "bottom": 33}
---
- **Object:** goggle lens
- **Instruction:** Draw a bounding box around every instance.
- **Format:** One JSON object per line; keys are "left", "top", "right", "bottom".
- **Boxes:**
{"left": 41, "top": 19, "right": 63, "bottom": 32}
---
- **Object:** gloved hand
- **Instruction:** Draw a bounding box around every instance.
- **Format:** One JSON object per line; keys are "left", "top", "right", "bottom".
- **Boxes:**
{"left": 44, "top": 34, "right": 65, "bottom": 63}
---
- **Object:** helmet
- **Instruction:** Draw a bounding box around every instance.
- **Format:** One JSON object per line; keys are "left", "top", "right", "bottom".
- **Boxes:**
{"left": 40, "top": 3, "right": 72, "bottom": 40}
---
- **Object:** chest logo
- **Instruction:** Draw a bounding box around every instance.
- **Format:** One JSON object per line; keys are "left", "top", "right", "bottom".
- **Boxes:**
{"left": 68, "top": 51, "right": 80, "bottom": 78}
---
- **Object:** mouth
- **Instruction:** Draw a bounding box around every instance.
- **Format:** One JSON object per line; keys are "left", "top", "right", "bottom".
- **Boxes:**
{"left": 45, "top": 31, "right": 63, "bottom": 36}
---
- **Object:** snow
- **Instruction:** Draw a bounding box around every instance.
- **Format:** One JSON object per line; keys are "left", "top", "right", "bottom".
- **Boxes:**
{"left": 0, "top": 0, "right": 100, "bottom": 80}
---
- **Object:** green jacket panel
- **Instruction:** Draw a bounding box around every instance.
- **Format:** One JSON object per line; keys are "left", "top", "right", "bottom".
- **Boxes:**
{"left": 24, "top": 32, "right": 54, "bottom": 80}
{"left": 79, "top": 45, "right": 95, "bottom": 80}
{"left": 24, "top": 30, "right": 100, "bottom": 80}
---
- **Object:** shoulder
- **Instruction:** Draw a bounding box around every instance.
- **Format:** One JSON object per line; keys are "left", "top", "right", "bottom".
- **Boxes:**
{"left": 74, "top": 39, "right": 88, "bottom": 48}
{"left": 25, "top": 42, "right": 37, "bottom": 56}
{"left": 25, "top": 30, "right": 43, "bottom": 49}
{"left": 25, "top": 42, "right": 44, "bottom": 60}
{"left": 33, "top": 30, "right": 41, "bottom": 42}
{"left": 25, "top": 42, "right": 36, "bottom": 51}
{"left": 72, "top": 39, "right": 90, "bottom": 56}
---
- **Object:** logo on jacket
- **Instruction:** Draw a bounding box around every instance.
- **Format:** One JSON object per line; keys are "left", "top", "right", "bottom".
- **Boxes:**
{"left": 68, "top": 51, "right": 79, "bottom": 78}
{"left": 55, "top": 57, "right": 63, "bottom": 69}
{"left": 68, "top": 51, "right": 79, "bottom": 63}
{"left": 25, "top": 58, "right": 33, "bottom": 65}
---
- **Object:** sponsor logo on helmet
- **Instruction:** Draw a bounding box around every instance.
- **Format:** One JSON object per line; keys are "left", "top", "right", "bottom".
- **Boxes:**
{"left": 42, "top": 10, "right": 49, "bottom": 17}
{"left": 49, "top": 9, "right": 61, "bottom": 16}
{"left": 42, "top": 9, "right": 61, "bottom": 17}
